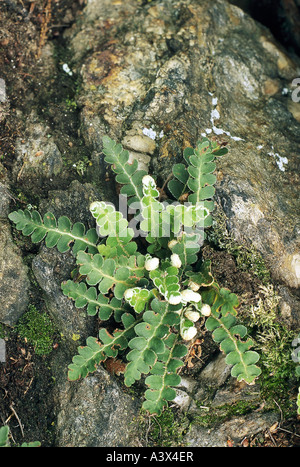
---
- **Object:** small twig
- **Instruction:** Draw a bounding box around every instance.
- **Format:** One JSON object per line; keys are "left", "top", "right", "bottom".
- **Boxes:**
{"left": 9, "top": 405, "right": 24, "bottom": 438}
{"left": 23, "top": 376, "right": 34, "bottom": 396}
{"left": 267, "top": 429, "right": 277, "bottom": 447}
{"left": 144, "top": 416, "right": 152, "bottom": 446}
{"left": 159, "top": 173, "right": 173, "bottom": 201}
{"left": 278, "top": 427, "right": 300, "bottom": 438}
{"left": 0, "top": 182, "right": 17, "bottom": 203}
{"left": 17, "top": 153, "right": 27, "bottom": 181}
{"left": 273, "top": 398, "right": 284, "bottom": 423}
{"left": 153, "top": 416, "right": 162, "bottom": 439}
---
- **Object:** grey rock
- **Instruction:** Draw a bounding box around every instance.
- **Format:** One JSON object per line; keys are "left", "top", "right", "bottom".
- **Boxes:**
{"left": 31, "top": 181, "right": 105, "bottom": 345}
{"left": 0, "top": 221, "right": 30, "bottom": 326}
{"left": 0, "top": 163, "right": 30, "bottom": 326}
{"left": 68, "top": 0, "right": 300, "bottom": 315}
{"left": 38, "top": 179, "right": 108, "bottom": 227}
{"left": 184, "top": 411, "right": 279, "bottom": 447}
{"left": 13, "top": 113, "right": 63, "bottom": 182}
{"left": 54, "top": 367, "right": 141, "bottom": 447}
{"left": 32, "top": 246, "right": 95, "bottom": 346}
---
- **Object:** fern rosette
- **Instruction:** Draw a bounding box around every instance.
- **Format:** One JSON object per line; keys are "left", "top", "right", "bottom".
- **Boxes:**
{"left": 8, "top": 136, "right": 262, "bottom": 416}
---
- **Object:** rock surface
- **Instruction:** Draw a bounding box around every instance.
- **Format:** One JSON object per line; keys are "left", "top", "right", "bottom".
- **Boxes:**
{"left": 184, "top": 411, "right": 279, "bottom": 447}
{"left": 67, "top": 0, "right": 300, "bottom": 304}
{"left": 54, "top": 367, "right": 141, "bottom": 447}
{"left": 31, "top": 180, "right": 104, "bottom": 344}
{"left": 0, "top": 165, "right": 30, "bottom": 326}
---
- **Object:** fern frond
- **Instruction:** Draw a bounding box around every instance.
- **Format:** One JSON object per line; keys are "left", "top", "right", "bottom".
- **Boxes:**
{"left": 139, "top": 175, "right": 164, "bottom": 238}
{"left": 124, "top": 299, "right": 181, "bottom": 386}
{"left": 90, "top": 201, "right": 138, "bottom": 258}
{"left": 124, "top": 287, "right": 155, "bottom": 313}
{"left": 167, "top": 138, "right": 228, "bottom": 223}
{"left": 204, "top": 285, "right": 261, "bottom": 384}
{"left": 8, "top": 209, "right": 98, "bottom": 254}
{"left": 143, "top": 332, "right": 187, "bottom": 416}
{"left": 76, "top": 251, "right": 147, "bottom": 300}
{"left": 184, "top": 260, "right": 214, "bottom": 288}
{"left": 169, "top": 232, "right": 203, "bottom": 270}
{"left": 102, "top": 136, "right": 147, "bottom": 207}
{"left": 149, "top": 260, "right": 181, "bottom": 304}
{"left": 61, "top": 280, "right": 130, "bottom": 321}
{"left": 68, "top": 313, "right": 138, "bottom": 381}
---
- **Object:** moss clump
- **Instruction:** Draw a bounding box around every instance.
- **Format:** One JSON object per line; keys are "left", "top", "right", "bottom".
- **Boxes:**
{"left": 134, "top": 407, "right": 190, "bottom": 447}
{"left": 193, "top": 401, "right": 260, "bottom": 428}
{"left": 245, "top": 285, "right": 298, "bottom": 415}
{"left": 150, "top": 408, "right": 190, "bottom": 447}
{"left": 17, "top": 305, "right": 55, "bottom": 356}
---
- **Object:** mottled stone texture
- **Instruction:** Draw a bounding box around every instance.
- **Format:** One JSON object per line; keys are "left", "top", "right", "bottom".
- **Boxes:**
{"left": 54, "top": 367, "right": 140, "bottom": 447}
{"left": 67, "top": 0, "right": 300, "bottom": 302}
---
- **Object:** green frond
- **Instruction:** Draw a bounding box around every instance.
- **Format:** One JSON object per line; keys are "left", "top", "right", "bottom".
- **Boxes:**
{"left": 143, "top": 332, "right": 187, "bottom": 416}
{"left": 76, "top": 251, "right": 147, "bottom": 300}
{"left": 61, "top": 280, "right": 130, "bottom": 321}
{"left": 204, "top": 285, "right": 261, "bottom": 384}
{"left": 149, "top": 260, "right": 181, "bottom": 304}
{"left": 8, "top": 209, "right": 98, "bottom": 254}
{"left": 68, "top": 313, "right": 138, "bottom": 381}
{"left": 124, "top": 299, "right": 182, "bottom": 389}
{"left": 9, "top": 135, "right": 261, "bottom": 417}
{"left": 102, "top": 135, "right": 147, "bottom": 207}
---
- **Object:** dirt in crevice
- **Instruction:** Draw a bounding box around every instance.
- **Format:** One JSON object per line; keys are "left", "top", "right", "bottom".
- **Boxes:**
{"left": 0, "top": 0, "right": 90, "bottom": 203}
{"left": 0, "top": 0, "right": 88, "bottom": 447}
{"left": 0, "top": 331, "right": 57, "bottom": 446}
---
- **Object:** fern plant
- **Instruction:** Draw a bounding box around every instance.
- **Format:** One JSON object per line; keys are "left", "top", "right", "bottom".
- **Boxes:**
{"left": 0, "top": 425, "right": 40, "bottom": 447}
{"left": 8, "top": 136, "right": 261, "bottom": 416}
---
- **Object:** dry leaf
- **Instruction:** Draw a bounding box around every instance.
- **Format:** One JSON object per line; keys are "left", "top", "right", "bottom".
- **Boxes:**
{"left": 105, "top": 358, "right": 126, "bottom": 376}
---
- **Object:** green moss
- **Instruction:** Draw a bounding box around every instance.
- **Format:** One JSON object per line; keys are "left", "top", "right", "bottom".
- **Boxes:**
{"left": 245, "top": 285, "right": 298, "bottom": 416}
{"left": 17, "top": 305, "right": 56, "bottom": 356}
{"left": 134, "top": 407, "right": 190, "bottom": 447}
{"left": 0, "top": 324, "right": 5, "bottom": 340}
{"left": 193, "top": 401, "right": 260, "bottom": 428}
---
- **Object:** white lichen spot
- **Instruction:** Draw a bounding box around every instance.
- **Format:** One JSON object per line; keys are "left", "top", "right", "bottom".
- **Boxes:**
{"left": 142, "top": 127, "right": 156, "bottom": 140}
{"left": 206, "top": 93, "right": 244, "bottom": 141}
{"left": 210, "top": 108, "right": 220, "bottom": 121}
{"left": 62, "top": 63, "right": 73, "bottom": 76}
{"left": 268, "top": 147, "right": 288, "bottom": 172}
{"left": 231, "top": 136, "right": 244, "bottom": 141}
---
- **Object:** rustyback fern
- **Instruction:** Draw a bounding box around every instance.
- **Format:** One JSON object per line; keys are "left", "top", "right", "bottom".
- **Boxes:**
{"left": 8, "top": 136, "right": 261, "bottom": 416}
{"left": 8, "top": 209, "right": 98, "bottom": 255}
